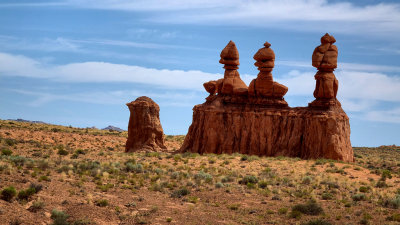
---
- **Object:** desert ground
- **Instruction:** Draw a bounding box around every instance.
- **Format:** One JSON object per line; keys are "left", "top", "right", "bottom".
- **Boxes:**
{"left": 0, "top": 120, "right": 399, "bottom": 225}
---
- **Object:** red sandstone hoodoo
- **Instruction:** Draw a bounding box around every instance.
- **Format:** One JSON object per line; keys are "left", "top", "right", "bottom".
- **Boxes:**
{"left": 180, "top": 34, "right": 353, "bottom": 162}
{"left": 125, "top": 96, "right": 166, "bottom": 152}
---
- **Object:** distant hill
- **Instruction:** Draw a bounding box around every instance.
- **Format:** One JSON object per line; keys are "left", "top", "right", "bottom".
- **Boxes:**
{"left": 11, "top": 118, "right": 47, "bottom": 124}
{"left": 102, "top": 125, "right": 125, "bottom": 132}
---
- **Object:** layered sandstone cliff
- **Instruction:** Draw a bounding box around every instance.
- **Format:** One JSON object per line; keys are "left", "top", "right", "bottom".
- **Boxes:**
{"left": 180, "top": 35, "right": 354, "bottom": 162}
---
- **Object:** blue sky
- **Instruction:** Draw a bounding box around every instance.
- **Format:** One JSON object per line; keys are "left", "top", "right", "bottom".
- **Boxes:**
{"left": 0, "top": 0, "right": 399, "bottom": 146}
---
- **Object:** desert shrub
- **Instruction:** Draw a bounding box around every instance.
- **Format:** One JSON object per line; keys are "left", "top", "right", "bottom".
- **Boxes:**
{"left": 359, "top": 186, "right": 370, "bottom": 193}
{"left": 321, "top": 192, "right": 334, "bottom": 200}
{"left": 383, "top": 195, "right": 400, "bottom": 209}
{"left": 278, "top": 207, "right": 288, "bottom": 215}
{"left": 380, "top": 169, "right": 392, "bottom": 181}
{"left": 194, "top": 171, "right": 213, "bottom": 184}
{"left": 1, "top": 148, "right": 12, "bottom": 156}
{"left": 51, "top": 209, "right": 69, "bottom": 225}
{"left": 29, "top": 182, "right": 43, "bottom": 193}
{"left": 4, "top": 138, "right": 17, "bottom": 146}
{"left": 289, "top": 210, "right": 302, "bottom": 219}
{"left": 9, "top": 155, "right": 28, "bottom": 166}
{"left": 1, "top": 186, "right": 16, "bottom": 202}
{"left": 302, "top": 219, "right": 332, "bottom": 225}
{"left": 171, "top": 187, "right": 190, "bottom": 198}
{"left": 173, "top": 154, "right": 182, "bottom": 161}
{"left": 352, "top": 193, "right": 366, "bottom": 201}
{"left": 75, "top": 149, "right": 86, "bottom": 155}
{"left": 302, "top": 176, "right": 312, "bottom": 185}
{"left": 227, "top": 203, "right": 240, "bottom": 210}
{"left": 239, "top": 175, "right": 258, "bottom": 185}
{"left": 386, "top": 213, "right": 400, "bottom": 222}
{"left": 221, "top": 176, "right": 234, "bottom": 183}
{"left": 292, "top": 200, "right": 323, "bottom": 215}
{"left": 37, "top": 160, "right": 50, "bottom": 170}
{"left": 95, "top": 199, "right": 109, "bottom": 207}
{"left": 240, "top": 155, "right": 248, "bottom": 161}
{"left": 39, "top": 175, "right": 51, "bottom": 182}
{"left": 17, "top": 187, "right": 36, "bottom": 200}
{"left": 376, "top": 180, "right": 387, "bottom": 188}
{"left": 125, "top": 163, "right": 143, "bottom": 173}
{"left": 258, "top": 180, "right": 268, "bottom": 189}
{"left": 57, "top": 149, "right": 69, "bottom": 156}
{"left": 29, "top": 200, "right": 45, "bottom": 212}
{"left": 215, "top": 182, "right": 224, "bottom": 188}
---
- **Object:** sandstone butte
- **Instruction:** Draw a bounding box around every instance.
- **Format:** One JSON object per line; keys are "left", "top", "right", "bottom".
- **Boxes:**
{"left": 125, "top": 96, "right": 166, "bottom": 152}
{"left": 180, "top": 33, "right": 354, "bottom": 162}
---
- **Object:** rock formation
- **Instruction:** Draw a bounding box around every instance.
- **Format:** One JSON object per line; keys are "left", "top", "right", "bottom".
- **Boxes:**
{"left": 180, "top": 34, "right": 353, "bottom": 162}
{"left": 204, "top": 41, "right": 248, "bottom": 101}
{"left": 248, "top": 42, "right": 288, "bottom": 107}
{"left": 125, "top": 96, "right": 166, "bottom": 152}
{"left": 309, "top": 33, "right": 340, "bottom": 108}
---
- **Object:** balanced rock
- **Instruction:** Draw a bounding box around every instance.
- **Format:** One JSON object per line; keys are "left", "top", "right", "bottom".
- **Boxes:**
{"left": 181, "top": 35, "right": 353, "bottom": 162}
{"left": 204, "top": 41, "right": 248, "bottom": 98}
{"left": 248, "top": 42, "right": 288, "bottom": 106}
{"left": 309, "top": 33, "right": 339, "bottom": 108}
{"left": 125, "top": 96, "right": 166, "bottom": 152}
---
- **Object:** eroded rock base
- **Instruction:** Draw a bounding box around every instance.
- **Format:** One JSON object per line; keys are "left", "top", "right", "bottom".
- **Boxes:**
{"left": 180, "top": 96, "right": 353, "bottom": 162}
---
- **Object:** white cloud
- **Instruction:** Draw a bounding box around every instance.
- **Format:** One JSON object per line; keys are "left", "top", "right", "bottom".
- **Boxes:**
{"left": 9, "top": 89, "right": 198, "bottom": 107}
{"left": 365, "top": 108, "right": 400, "bottom": 124}
{"left": 2, "top": 51, "right": 400, "bottom": 124}
{"left": 0, "top": 52, "right": 221, "bottom": 91}
{"left": 2, "top": 1, "right": 399, "bottom": 36}
{"left": 277, "top": 60, "right": 400, "bottom": 73}
{"left": 65, "top": 0, "right": 400, "bottom": 37}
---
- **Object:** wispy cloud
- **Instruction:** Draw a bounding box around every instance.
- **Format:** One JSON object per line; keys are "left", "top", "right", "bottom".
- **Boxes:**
{"left": 2, "top": 51, "right": 400, "bottom": 123}
{"left": 277, "top": 60, "right": 400, "bottom": 73}
{"left": 2, "top": 1, "right": 399, "bottom": 36}
{"left": 365, "top": 107, "right": 400, "bottom": 124}
{"left": 0, "top": 52, "right": 221, "bottom": 91}
{"left": 8, "top": 89, "right": 198, "bottom": 107}
{"left": 67, "top": 0, "right": 400, "bottom": 37}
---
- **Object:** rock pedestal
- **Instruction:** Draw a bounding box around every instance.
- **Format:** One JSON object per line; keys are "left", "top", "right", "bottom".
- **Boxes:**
{"left": 180, "top": 36, "right": 354, "bottom": 162}
{"left": 125, "top": 96, "right": 166, "bottom": 152}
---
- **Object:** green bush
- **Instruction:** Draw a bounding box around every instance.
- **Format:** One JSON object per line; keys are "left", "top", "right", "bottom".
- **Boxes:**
{"left": 51, "top": 209, "right": 69, "bottom": 225}
{"left": 125, "top": 163, "right": 143, "bottom": 173}
{"left": 1, "top": 148, "right": 12, "bottom": 156}
{"left": 352, "top": 193, "right": 366, "bottom": 201}
{"left": 302, "top": 219, "right": 332, "bottom": 225}
{"left": 95, "top": 199, "right": 109, "bottom": 207}
{"left": 17, "top": 187, "right": 36, "bottom": 200}
{"left": 171, "top": 187, "right": 190, "bottom": 198}
{"left": 57, "top": 149, "right": 69, "bottom": 156}
{"left": 359, "top": 186, "right": 370, "bottom": 193}
{"left": 194, "top": 171, "right": 213, "bottom": 184}
{"left": 383, "top": 195, "right": 400, "bottom": 209}
{"left": 239, "top": 175, "right": 258, "bottom": 185}
{"left": 1, "top": 186, "right": 17, "bottom": 202}
{"left": 292, "top": 200, "right": 323, "bottom": 215}
{"left": 386, "top": 213, "right": 400, "bottom": 222}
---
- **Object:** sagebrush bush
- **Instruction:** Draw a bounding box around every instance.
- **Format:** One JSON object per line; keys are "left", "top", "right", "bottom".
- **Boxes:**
{"left": 352, "top": 193, "right": 366, "bottom": 201}
{"left": 51, "top": 209, "right": 69, "bottom": 225}
{"left": 1, "top": 148, "right": 12, "bottom": 156}
{"left": 171, "top": 187, "right": 190, "bottom": 198}
{"left": 291, "top": 200, "right": 323, "bottom": 215}
{"left": 383, "top": 195, "right": 400, "bottom": 209}
{"left": 239, "top": 175, "right": 258, "bottom": 185}
{"left": 17, "top": 187, "right": 36, "bottom": 200}
{"left": 1, "top": 186, "right": 16, "bottom": 202}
